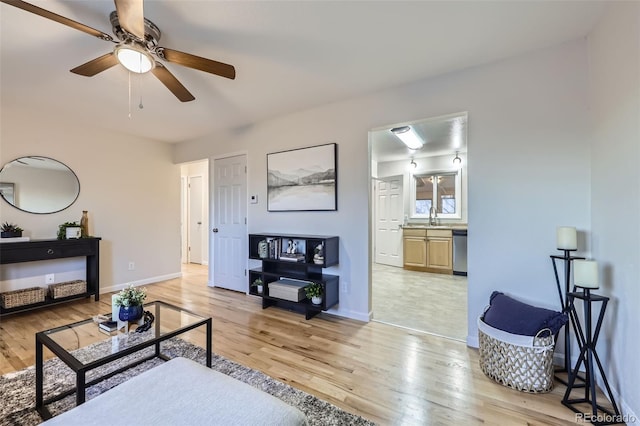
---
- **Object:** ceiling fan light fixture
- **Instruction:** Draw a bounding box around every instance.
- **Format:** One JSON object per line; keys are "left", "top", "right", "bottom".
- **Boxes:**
{"left": 115, "top": 45, "right": 154, "bottom": 74}
{"left": 390, "top": 126, "right": 424, "bottom": 150}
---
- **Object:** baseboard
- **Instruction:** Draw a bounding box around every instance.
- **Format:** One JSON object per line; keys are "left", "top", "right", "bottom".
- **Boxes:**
{"left": 466, "top": 334, "right": 479, "bottom": 348}
{"left": 595, "top": 371, "right": 638, "bottom": 422}
{"left": 327, "top": 308, "right": 371, "bottom": 322}
{"left": 100, "top": 272, "right": 183, "bottom": 294}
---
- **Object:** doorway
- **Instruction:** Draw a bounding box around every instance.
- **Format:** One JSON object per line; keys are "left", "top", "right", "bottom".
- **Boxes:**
{"left": 181, "top": 160, "right": 209, "bottom": 266}
{"left": 369, "top": 113, "right": 468, "bottom": 341}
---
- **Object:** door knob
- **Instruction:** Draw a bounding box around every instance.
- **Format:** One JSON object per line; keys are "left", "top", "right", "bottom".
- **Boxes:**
{"left": 197, "top": 221, "right": 202, "bottom": 225}
{"left": 212, "top": 228, "right": 218, "bottom": 233}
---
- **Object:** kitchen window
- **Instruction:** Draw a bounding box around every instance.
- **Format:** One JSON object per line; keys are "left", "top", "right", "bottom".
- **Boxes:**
{"left": 411, "top": 170, "right": 461, "bottom": 219}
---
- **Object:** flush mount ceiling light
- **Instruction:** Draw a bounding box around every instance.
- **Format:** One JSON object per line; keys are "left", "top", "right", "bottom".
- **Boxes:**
{"left": 453, "top": 151, "right": 462, "bottom": 167}
{"left": 390, "top": 126, "right": 424, "bottom": 150}
{"left": 115, "top": 44, "right": 155, "bottom": 73}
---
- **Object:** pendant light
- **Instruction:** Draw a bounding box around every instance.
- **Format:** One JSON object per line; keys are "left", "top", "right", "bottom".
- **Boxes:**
{"left": 453, "top": 151, "right": 462, "bottom": 168}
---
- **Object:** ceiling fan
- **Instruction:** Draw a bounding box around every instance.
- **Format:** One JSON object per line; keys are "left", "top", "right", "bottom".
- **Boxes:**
{"left": 1, "top": 0, "right": 236, "bottom": 102}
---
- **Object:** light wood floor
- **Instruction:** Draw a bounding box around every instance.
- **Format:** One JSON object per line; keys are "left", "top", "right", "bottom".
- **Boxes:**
{"left": 1, "top": 265, "right": 587, "bottom": 425}
{"left": 372, "top": 263, "right": 467, "bottom": 341}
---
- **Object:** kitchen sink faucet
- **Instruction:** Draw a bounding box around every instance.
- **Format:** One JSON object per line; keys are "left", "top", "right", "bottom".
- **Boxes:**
{"left": 429, "top": 206, "right": 437, "bottom": 226}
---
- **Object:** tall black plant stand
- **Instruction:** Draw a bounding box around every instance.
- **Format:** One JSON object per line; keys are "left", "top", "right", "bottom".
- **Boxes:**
{"left": 562, "top": 289, "right": 622, "bottom": 425}
{"left": 550, "top": 250, "right": 584, "bottom": 385}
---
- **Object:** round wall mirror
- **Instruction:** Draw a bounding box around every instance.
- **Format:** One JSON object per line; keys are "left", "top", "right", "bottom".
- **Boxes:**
{"left": 0, "top": 156, "right": 80, "bottom": 214}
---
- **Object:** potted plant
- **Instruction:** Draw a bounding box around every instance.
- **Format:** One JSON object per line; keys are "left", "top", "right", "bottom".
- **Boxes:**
{"left": 113, "top": 285, "right": 147, "bottom": 321}
{"left": 251, "top": 278, "right": 264, "bottom": 294}
{"left": 305, "top": 282, "right": 323, "bottom": 305}
{"left": 57, "top": 222, "right": 81, "bottom": 240}
{"left": 1, "top": 222, "right": 23, "bottom": 238}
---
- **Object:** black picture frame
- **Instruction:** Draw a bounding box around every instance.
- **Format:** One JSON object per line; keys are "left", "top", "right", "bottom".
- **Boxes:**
{"left": 267, "top": 143, "right": 337, "bottom": 211}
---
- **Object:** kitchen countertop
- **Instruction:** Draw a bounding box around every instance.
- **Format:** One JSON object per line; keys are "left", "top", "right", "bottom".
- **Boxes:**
{"left": 401, "top": 224, "right": 468, "bottom": 230}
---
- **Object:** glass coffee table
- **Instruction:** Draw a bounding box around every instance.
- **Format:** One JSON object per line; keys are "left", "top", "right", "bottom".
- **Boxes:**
{"left": 35, "top": 301, "right": 212, "bottom": 419}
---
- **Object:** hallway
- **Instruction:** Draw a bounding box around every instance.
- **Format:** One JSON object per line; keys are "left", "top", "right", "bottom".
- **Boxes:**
{"left": 372, "top": 263, "right": 467, "bottom": 341}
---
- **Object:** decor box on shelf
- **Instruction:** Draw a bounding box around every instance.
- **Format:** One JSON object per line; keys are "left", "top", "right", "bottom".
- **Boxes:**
{"left": 249, "top": 233, "right": 339, "bottom": 320}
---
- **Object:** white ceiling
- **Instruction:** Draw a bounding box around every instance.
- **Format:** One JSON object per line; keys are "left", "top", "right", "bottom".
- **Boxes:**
{"left": 372, "top": 112, "right": 468, "bottom": 163}
{"left": 0, "top": 1, "right": 607, "bottom": 144}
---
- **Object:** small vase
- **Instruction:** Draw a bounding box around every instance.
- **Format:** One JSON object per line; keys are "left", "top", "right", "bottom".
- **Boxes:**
{"left": 119, "top": 305, "right": 143, "bottom": 322}
{"left": 311, "top": 296, "right": 322, "bottom": 305}
{"left": 258, "top": 240, "right": 268, "bottom": 258}
{"left": 257, "top": 285, "right": 263, "bottom": 294}
{"left": 80, "top": 210, "right": 89, "bottom": 238}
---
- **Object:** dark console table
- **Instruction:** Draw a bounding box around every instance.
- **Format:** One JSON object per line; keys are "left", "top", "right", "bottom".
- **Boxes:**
{"left": 0, "top": 238, "right": 100, "bottom": 315}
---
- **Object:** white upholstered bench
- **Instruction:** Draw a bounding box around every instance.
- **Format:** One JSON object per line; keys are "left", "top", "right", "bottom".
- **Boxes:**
{"left": 42, "top": 357, "right": 308, "bottom": 425}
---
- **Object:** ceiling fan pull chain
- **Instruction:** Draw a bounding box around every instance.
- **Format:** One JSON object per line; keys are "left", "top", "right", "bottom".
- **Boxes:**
{"left": 138, "top": 72, "right": 144, "bottom": 110}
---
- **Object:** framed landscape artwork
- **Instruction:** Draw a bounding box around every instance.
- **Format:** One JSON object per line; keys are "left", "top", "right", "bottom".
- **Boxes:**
{"left": 267, "top": 143, "right": 337, "bottom": 211}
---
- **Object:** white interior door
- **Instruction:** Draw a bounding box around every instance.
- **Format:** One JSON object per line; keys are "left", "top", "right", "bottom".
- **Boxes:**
{"left": 188, "top": 175, "right": 203, "bottom": 264}
{"left": 374, "top": 176, "right": 403, "bottom": 267}
{"left": 211, "top": 155, "right": 247, "bottom": 291}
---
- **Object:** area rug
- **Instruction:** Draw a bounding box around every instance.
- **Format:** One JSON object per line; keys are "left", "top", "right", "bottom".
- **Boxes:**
{"left": 0, "top": 338, "right": 374, "bottom": 426}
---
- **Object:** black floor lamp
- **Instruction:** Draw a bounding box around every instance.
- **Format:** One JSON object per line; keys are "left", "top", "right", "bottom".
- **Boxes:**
{"left": 550, "top": 226, "right": 583, "bottom": 385}
{"left": 561, "top": 260, "right": 622, "bottom": 425}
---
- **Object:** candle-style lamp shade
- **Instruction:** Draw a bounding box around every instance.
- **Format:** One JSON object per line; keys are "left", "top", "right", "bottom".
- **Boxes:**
{"left": 557, "top": 226, "right": 577, "bottom": 250}
{"left": 574, "top": 260, "right": 599, "bottom": 289}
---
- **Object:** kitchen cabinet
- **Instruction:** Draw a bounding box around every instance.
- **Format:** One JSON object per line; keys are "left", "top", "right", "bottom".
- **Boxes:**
{"left": 402, "top": 229, "right": 427, "bottom": 268}
{"left": 426, "top": 229, "right": 453, "bottom": 271}
{"left": 403, "top": 228, "right": 453, "bottom": 274}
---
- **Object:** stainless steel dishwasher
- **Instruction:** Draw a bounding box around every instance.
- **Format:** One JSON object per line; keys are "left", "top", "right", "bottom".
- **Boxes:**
{"left": 453, "top": 229, "right": 467, "bottom": 276}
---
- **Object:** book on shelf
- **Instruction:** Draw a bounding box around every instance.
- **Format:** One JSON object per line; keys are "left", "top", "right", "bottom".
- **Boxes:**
{"left": 267, "top": 238, "right": 282, "bottom": 259}
{"left": 279, "top": 253, "right": 305, "bottom": 262}
{"left": 0, "top": 237, "right": 30, "bottom": 243}
{"left": 99, "top": 320, "right": 118, "bottom": 332}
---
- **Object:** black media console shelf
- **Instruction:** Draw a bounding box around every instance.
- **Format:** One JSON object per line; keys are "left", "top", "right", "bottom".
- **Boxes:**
{"left": 248, "top": 233, "right": 338, "bottom": 320}
{"left": 0, "top": 238, "right": 101, "bottom": 315}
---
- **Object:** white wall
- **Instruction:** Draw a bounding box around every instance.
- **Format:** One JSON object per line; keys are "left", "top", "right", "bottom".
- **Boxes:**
{"left": 588, "top": 1, "right": 640, "bottom": 419}
{"left": 175, "top": 40, "right": 592, "bottom": 325}
{"left": 0, "top": 106, "right": 182, "bottom": 293}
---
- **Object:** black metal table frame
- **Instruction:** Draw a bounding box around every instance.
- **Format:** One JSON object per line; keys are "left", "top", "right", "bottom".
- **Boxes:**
{"left": 550, "top": 250, "right": 585, "bottom": 386}
{"left": 561, "top": 290, "right": 622, "bottom": 425}
{"left": 35, "top": 301, "right": 212, "bottom": 420}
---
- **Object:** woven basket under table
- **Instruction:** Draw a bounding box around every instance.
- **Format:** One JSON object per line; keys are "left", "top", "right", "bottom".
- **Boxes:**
{"left": 49, "top": 280, "right": 87, "bottom": 299}
{"left": 477, "top": 316, "right": 555, "bottom": 393}
{"left": 0, "top": 287, "right": 46, "bottom": 309}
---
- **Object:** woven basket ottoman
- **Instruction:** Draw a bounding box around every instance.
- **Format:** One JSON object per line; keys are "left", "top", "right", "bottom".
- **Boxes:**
{"left": 478, "top": 317, "right": 555, "bottom": 393}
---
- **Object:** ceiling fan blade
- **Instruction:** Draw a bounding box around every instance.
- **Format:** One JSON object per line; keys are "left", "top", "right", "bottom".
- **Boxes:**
{"left": 70, "top": 53, "right": 119, "bottom": 77}
{"left": 0, "top": 0, "right": 113, "bottom": 41}
{"left": 114, "top": 0, "right": 145, "bottom": 40}
{"left": 156, "top": 47, "right": 236, "bottom": 80}
{"left": 151, "top": 63, "right": 195, "bottom": 102}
